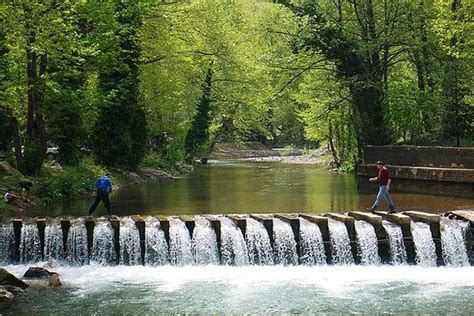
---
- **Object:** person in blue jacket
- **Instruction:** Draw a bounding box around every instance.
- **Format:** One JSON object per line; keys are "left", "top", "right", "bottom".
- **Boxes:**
{"left": 88, "top": 173, "right": 113, "bottom": 216}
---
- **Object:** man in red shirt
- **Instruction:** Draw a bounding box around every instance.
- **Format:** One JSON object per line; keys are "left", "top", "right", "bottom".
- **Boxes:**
{"left": 368, "top": 161, "right": 396, "bottom": 213}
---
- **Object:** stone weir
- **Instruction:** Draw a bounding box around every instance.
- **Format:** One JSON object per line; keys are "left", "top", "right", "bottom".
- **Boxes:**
{"left": 0, "top": 210, "right": 472, "bottom": 266}
{"left": 357, "top": 145, "right": 474, "bottom": 198}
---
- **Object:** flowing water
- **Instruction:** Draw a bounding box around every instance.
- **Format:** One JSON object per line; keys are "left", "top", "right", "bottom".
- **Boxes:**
{"left": 382, "top": 220, "right": 407, "bottom": 264}
{"left": 66, "top": 220, "right": 89, "bottom": 265}
{"left": 220, "top": 217, "right": 249, "bottom": 265}
{"left": 0, "top": 225, "right": 14, "bottom": 264}
{"left": 411, "top": 221, "right": 437, "bottom": 266}
{"left": 440, "top": 217, "right": 470, "bottom": 266}
{"left": 144, "top": 217, "right": 168, "bottom": 266}
{"left": 44, "top": 222, "right": 64, "bottom": 262}
{"left": 327, "top": 219, "right": 354, "bottom": 265}
{"left": 299, "top": 218, "right": 326, "bottom": 265}
{"left": 354, "top": 220, "right": 381, "bottom": 265}
{"left": 245, "top": 218, "right": 274, "bottom": 265}
{"left": 191, "top": 217, "right": 219, "bottom": 265}
{"left": 90, "top": 221, "right": 116, "bottom": 266}
{"left": 168, "top": 218, "right": 193, "bottom": 266}
{"left": 119, "top": 217, "right": 141, "bottom": 265}
{"left": 2, "top": 265, "right": 473, "bottom": 314}
{"left": 19, "top": 224, "right": 42, "bottom": 263}
{"left": 273, "top": 218, "right": 298, "bottom": 265}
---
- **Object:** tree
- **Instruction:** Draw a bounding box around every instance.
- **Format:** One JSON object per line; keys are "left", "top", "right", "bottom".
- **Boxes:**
{"left": 93, "top": 0, "right": 147, "bottom": 169}
{"left": 185, "top": 66, "right": 213, "bottom": 162}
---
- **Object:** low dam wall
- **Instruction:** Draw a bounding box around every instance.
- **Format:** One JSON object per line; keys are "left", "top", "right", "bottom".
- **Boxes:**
{"left": 357, "top": 146, "right": 474, "bottom": 197}
{"left": 1, "top": 210, "right": 472, "bottom": 267}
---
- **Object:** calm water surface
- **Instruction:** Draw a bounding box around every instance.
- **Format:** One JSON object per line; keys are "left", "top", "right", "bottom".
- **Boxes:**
{"left": 28, "top": 161, "right": 473, "bottom": 217}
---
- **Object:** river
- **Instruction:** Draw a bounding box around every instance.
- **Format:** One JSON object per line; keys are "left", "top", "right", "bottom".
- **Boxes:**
{"left": 28, "top": 160, "right": 473, "bottom": 217}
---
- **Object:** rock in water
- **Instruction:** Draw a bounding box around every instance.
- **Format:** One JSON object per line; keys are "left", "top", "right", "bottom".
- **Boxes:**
{"left": 23, "top": 267, "right": 57, "bottom": 279}
{"left": 48, "top": 274, "right": 62, "bottom": 288}
{"left": 0, "top": 268, "right": 29, "bottom": 289}
{"left": 0, "top": 288, "right": 14, "bottom": 303}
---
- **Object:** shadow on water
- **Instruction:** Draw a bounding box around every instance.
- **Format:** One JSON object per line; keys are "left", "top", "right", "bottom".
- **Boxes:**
{"left": 23, "top": 161, "right": 474, "bottom": 217}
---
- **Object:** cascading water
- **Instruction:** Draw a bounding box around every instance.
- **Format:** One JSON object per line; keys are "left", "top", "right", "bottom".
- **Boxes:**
{"left": 299, "top": 218, "right": 326, "bottom": 265}
{"left": 44, "top": 223, "right": 64, "bottom": 261}
{"left": 354, "top": 220, "right": 381, "bottom": 265}
{"left": 327, "top": 218, "right": 354, "bottom": 265}
{"left": 220, "top": 217, "right": 249, "bottom": 265}
{"left": 411, "top": 221, "right": 437, "bottom": 266}
{"left": 246, "top": 218, "right": 274, "bottom": 265}
{"left": 169, "top": 218, "right": 193, "bottom": 266}
{"left": 440, "top": 218, "right": 470, "bottom": 266}
{"left": 0, "top": 225, "right": 14, "bottom": 263}
{"left": 382, "top": 220, "right": 407, "bottom": 265}
{"left": 90, "top": 221, "right": 116, "bottom": 265}
{"left": 119, "top": 217, "right": 142, "bottom": 265}
{"left": 273, "top": 218, "right": 298, "bottom": 265}
{"left": 144, "top": 217, "right": 168, "bottom": 266}
{"left": 19, "top": 224, "right": 42, "bottom": 263}
{"left": 191, "top": 217, "right": 219, "bottom": 265}
{"left": 66, "top": 221, "right": 89, "bottom": 265}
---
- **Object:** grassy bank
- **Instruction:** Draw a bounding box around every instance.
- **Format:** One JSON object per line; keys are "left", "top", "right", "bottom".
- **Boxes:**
{"left": 0, "top": 155, "right": 189, "bottom": 212}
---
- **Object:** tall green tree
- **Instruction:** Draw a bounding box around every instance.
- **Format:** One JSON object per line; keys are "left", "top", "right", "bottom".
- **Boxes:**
{"left": 93, "top": 1, "right": 147, "bottom": 169}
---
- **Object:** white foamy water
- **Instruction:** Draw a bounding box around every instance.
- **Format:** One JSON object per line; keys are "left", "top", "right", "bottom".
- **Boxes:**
{"left": 119, "top": 217, "right": 141, "bottom": 265}
{"left": 327, "top": 219, "right": 354, "bottom": 265}
{"left": 354, "top": 220, "right": 380, "bottom": 265}
{"left": 90, "top": 221, "right": 116, "bottom": 265}
{"left": 144, "top": 217, "right": 168, "bottom": 266}
{"left": 440, "top": 218, "right": 470, "bottom": 266}
{"left": 66, "top": 221, "right": 89, "bottom": 265}
{"left": 169, "top": 218, "right": 193, "bottom": 266}
{"left": 299, "top": 218, "right": 326, "bottom": 265}
{"left": 192, "top": 217, "right": 219, "bottom": 265}
{"left": 273, "top": 218, "right": 298, "bottom": 265}
{"left": 382, "top": 220, "right": 407, "bottom": 265}
{"left": 19, "top": 224, "right": 42, "bottom": 263}
{"left": 411, "top": 221, "right": 437, "bottom": 266}
{"left": 220, "top": 217, "right": 249, "bottom": 265}
{"left": 246, "top": 218, "right": 274, "bottom": 265}
{"left": 0, "top": 225, "right": 14, "bottom": 263}
{"left": 44, "top": 223, "right": 64, "bottom": 261}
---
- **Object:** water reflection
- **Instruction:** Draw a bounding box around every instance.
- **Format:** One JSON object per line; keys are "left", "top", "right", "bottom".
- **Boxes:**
{"left": 25, "top": 161, "right": 473, "bottom": 217}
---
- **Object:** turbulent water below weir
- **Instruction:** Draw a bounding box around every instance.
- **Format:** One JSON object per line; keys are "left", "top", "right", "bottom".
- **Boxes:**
{"left": 1, "top": 265, "right": 473, "bottom": 314}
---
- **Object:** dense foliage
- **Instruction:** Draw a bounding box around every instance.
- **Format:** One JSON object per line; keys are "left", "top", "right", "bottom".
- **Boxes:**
{"left": 0, "top": 0, "right": 472, "bottom": 174}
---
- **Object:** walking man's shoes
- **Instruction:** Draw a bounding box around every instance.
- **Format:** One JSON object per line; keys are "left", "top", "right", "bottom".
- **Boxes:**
{"left": 367, "top": 207, "right": 376, "bottom": 214}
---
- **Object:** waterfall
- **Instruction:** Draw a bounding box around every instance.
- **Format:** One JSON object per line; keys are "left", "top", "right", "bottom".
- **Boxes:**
{"left": 91, "top": 221, "right": 116, "bottom": 265}
{"left": 299, "top": 218, "right": 326, "bottom": 265}
{"left": 246, "top": 218, "right": 274, "bottom": 265}
{"left": 20, "top": 224, "right": 42, "bottom": 263}
{"left": 382, "top": 220, "right": 407, "bottom": 265}
{"left": 0, "top": 225, "right": 14, "bottom": 264}
{"left": 328, "top": 218, "right": 354, "bottom": 265}
{"left": 169, "top": 218, "right": 193, "bottom": 266}
{"left": 66, "top": 221, "right": 89, "bottom": 265}
{"left": 411, "top": 221, "right": 437, "bottom": 266}
{"left": 192, "top": 217, "right": 219, "bottom": 265}
{"left": 440, "top": 218, "right": 470, "bottom": 266}
{"left": 119, "top": 217, "right": 142, "bottom": 265}
{"left": 273, "top": 218, "right": 298, "bottom": 265}
{"left": 220, "top": 217, "right": 249, "bottom": 265}
{"left": 144, "top": 217, "right": 168, "bottom": 266}
{"left": 354, "top": 220, "right": 381, "bottom": 265}
{"left": 44, "top": 223, "right": 64, "bottom": 261}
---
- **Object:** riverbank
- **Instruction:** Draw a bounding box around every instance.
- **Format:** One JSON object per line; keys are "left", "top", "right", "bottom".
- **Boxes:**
{"left": 0, "top": 156, "right": 179, "bottom": 214}
{"left": 210, "top": 142, "right": 331, "bottom": 165}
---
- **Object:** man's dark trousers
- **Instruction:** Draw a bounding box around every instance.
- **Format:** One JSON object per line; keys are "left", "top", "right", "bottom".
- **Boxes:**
{"left": 88, "top": 190, "right": 111, "bottom": 215}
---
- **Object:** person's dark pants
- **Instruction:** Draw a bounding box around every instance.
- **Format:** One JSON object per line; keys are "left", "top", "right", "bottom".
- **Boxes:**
{"left": 88, "top": 190, "right": 111, "bottom": 215}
